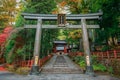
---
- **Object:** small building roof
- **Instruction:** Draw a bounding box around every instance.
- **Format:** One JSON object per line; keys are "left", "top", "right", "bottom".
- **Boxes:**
{"left": 53, "top": 40, "right": 67, "bottom": 44}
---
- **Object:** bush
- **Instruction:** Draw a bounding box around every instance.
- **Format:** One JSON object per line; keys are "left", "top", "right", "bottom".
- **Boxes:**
{"left": 78, "top": 60, "right": 86, "bottom": 69}
{"left": 110, "top": 59, "right": 120, "bottom": 76}
{"left": 74, "top": 56, "right": 85, "bottom": 63}
{"left": 107, "top": 66, "right": 113, "bottom": 74}
{"left": 93, "top": 64, "right": 107, "bottom": 72}
{"left": 92, "top": 55, "right": 99, "bottom": 64}
{"left": 15, "top": 67, "right": 30, "bottom": 75}
{"left": 73, "top": 55, "right": 107, "bottom": 72}
{"left": 101, "top": 45, "right": 110, "bottom": 51}
{"left": 6, "top": 65, "right": 15, "bottom": 72}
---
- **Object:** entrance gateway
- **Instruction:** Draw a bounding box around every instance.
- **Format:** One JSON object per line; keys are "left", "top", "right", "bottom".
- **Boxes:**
{"left": 22, "top": 12, "right": 102, "bottom": 75}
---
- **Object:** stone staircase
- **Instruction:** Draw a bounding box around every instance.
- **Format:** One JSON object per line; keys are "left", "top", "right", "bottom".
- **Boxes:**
{"left": 41, "top": 55, "right": 82, "bottom": 74}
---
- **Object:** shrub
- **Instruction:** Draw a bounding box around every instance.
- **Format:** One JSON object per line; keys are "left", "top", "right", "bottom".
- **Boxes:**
{"left": 92, "top": 55, "right": 99, "bottom": 64}
{"left": 78, "top": 60, "right": 86, "bottom": 70}
{"left": 101, "top": 45, "right": 110, "bottom": 51}
{"left": 93, "top": 64, "right": 107, "bottom": 72}
{"left": 107, "top": 66, "right": 113, "bottom": 74}
{"left": 74, "top": 56, "right": 85, "bottom": 63}
{"left": 73, "top": 56, "right": 86, "bottom": 69}
{"left": 73, "top": 55, "right": 107, "bottom": 72}
{"left": 110, "top": 59, "right": 120, "bottom": 76}
{"left": 7, "top": 65, "right": 15, "bottom": 72}
{"left": 15, "top": 67, "right": 30, "bottom": 75}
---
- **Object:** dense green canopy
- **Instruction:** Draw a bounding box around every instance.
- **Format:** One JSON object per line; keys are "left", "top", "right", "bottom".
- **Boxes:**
{"left": 24, "top": 0, "right": 56, "bottom": 14}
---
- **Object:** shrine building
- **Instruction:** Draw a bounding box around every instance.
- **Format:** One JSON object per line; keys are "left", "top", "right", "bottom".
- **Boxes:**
{"left": 53, "top": 40, "right": 68, "bottom": 54}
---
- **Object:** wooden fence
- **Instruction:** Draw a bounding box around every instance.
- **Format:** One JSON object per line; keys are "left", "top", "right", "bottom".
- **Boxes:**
{"left": 68, "top": 50, "right": 120, "bottom": 59}
{"left": 15, "top": 55, "right": 52, "bottom": 68}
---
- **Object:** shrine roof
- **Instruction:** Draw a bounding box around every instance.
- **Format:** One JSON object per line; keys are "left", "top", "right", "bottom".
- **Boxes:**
{"left": 53, "top": 40, "right": 67, "bottom": 44}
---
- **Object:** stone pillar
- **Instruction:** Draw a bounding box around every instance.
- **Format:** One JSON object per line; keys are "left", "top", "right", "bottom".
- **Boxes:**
{"left": 81, "top": 19, "right": 94, "bottom": 76}
{"left": 30, "top": 18, "right": 42, "bottom": 75}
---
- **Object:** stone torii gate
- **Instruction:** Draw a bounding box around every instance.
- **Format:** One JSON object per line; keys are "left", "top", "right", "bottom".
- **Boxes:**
{"left": 22, "top": 12, "right": 102, "bottom": 75}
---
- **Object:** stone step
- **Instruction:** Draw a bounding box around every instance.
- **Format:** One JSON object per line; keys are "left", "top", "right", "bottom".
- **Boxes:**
{"left": 41, "top": 68, "right": 82, "bottom": 74}
{"left": 41, "top": 55, "right": 83, "bottom": 74}
{"left": 53, "top": 65, "right": 68, "bottom": 67}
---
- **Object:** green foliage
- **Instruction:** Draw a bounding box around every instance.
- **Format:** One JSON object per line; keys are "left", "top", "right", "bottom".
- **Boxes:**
{"left": 91, "top": 55, "right": 99, "bottom": 64}
{"left": 40, "top": 29, "right": 59, "bottom": 58}
{"left": 78, "top": 60, "right": 86, "bottom": 69}
{"left": 0, "top": 0, "right": 18, "bottom": 27}
{"left": 24, "top": 0, "right": 56, "bottom": 14}
{"left": 74, "top": 56, "right": 85, "bottom": 63}
{"left": 15, "top": 14, "right": 25, "bottom": 27}
{"left": 110, "top": 59, "right": 120, "bottom": 76}
{"left": 17, "top": 29, "right": 35, "bottom": 60}
{"left": 4, "top": 34, "right": 16, "bottom": 63}
{"left": 93, "top": 64, "right": 106, "bottom": 72}
{"left": 15, "top": 0, "right": 58, "bottom": 59}
{"left": 101, "top": 45, "right": 110, "bottom": 51}
{"left": 92, "top": 55, "right": 107, "bottom": 72}
{"left": 71, "top": 49, "right": 77, "bottom": 52}
{"left": 16, "top": 46, "right": 27, "bottom": 60}
{"left": 65, "top": 0, "right": 90, "bottom": 14}
{"left": 73, "top": 56, "right": 86, "bottom": 69}
{"left": 107, "top": 66, "right": 113, "bottom": 74}
{"left": 5, "top": 40, "right": 15, "bottom": 53}
{"left": 62, "top": 29, "right": 81, "bottom": 51}
{"left": 73, "top": 55, "right": 107, "bottom": 72}
{"left": 93, "top": 0, "right": 120, "bottom": 47}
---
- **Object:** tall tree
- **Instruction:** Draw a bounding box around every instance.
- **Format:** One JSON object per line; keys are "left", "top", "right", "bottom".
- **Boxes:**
{"left": 0, "top": 0, "right": 20, "bottom": 27}
{"left": 24, "top": 0, "right": 56, "bottom": 14}
{"left": 91, "top": 0, "right": 120, "bottom": 46}
{"left": 59, "top": 0, "right": 90, "bottom": 14}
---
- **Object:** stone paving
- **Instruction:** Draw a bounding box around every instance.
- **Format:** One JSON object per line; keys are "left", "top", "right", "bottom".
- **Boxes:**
{"left": 41, "top": 55, "right": 82, "bottom": 74}
{"left": 0, "top": 55, "right": 120, "bottom": 80}
{"left": 0, "top": 72, "right": 120, "bottom": 80}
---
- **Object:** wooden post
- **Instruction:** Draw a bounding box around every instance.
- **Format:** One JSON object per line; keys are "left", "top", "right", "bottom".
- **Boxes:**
{"left": 107, "top": 51, "right": 110, "bottom": 59}
{"left": 30, "top": 18, "right": 42, "bottom": 75}
{"left": 64, "top": 45, "right": 67, "bottom": 53}
{"left": 101, "top": 52, "right": 103, "bottom": 59}
{"left": 114, "top": 50, "right": 117, "bottom": 58}
{"left": 81, "top": 18, "right": 94, "bottom": 75}
{"left": 53, "top": 45, "right": 57, "bottom": 53}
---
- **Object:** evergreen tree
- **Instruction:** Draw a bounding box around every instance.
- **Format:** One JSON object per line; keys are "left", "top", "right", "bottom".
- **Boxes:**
{"left": 24, "top": 0, "right": 56, "bottom": 14}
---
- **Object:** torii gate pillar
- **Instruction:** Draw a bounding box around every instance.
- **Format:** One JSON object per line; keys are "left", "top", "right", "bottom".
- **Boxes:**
{"left": 81, "top": 19, "right": 94, "bottom": 75}
{"left": 30, "top": 18, "right": 42, "bottom": 75}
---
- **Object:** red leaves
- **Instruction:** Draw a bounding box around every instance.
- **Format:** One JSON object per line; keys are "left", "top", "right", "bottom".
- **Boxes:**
{"left": 0, "top": 26, "right": 13, "bottom": 46}
{"left": 3, "top": 27, "right": 13, "bottom": 34}
{"left": 0, "top": 34, "right": 8, "bottom": 45}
